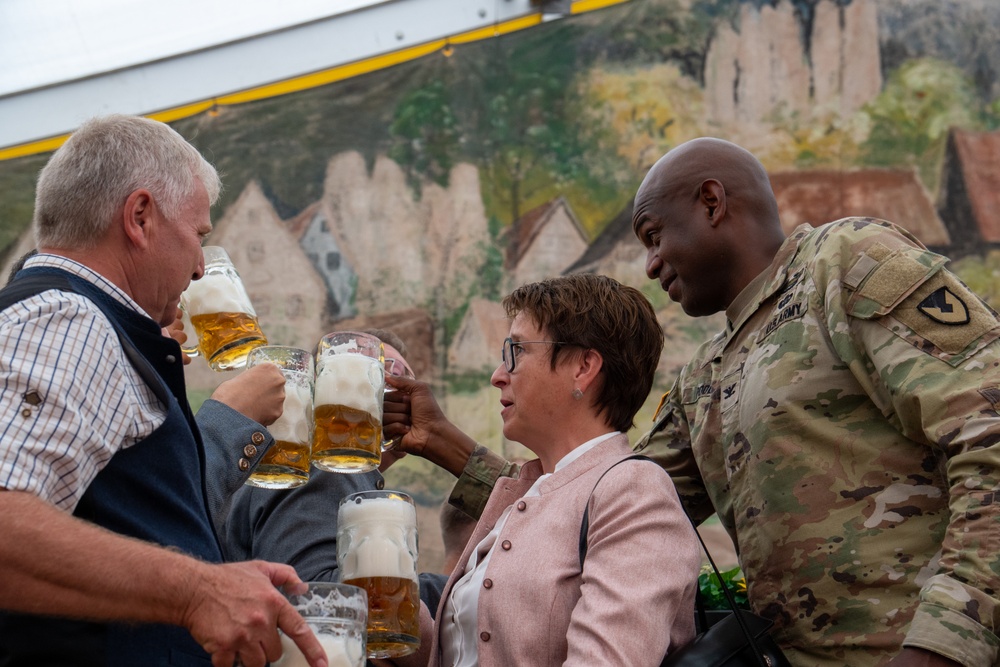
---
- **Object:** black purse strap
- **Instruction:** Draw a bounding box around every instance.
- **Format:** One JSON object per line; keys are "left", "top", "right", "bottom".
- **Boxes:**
{"left": 684, "top": 508, "right": 770, "bottom": 667}
{"left": 578, "top": 454, "right": 771, "bottom": 667}
{"left": 578, "top": 454, "right": 654, "bottom": 567}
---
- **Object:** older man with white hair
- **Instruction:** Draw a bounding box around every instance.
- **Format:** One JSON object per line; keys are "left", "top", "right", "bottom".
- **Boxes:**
{"left": 0, "top": 115, "right": 326, "bottom": 667}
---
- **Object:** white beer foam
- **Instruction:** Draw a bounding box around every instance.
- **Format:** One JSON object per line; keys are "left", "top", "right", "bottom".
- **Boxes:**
{"left": 183, "top": 273, "right": 249, "bottom": 316}
{"left": 276, "top": 630, "right": 363, "bottom": 667}
{"left": 268, "top": 379, "right": 313, "bottom": 443}
{"left": 314, "top": 354, "right": 384, "bottom": 418}
{"left": 339, "top": 496, "right": 417, "bottom": 580}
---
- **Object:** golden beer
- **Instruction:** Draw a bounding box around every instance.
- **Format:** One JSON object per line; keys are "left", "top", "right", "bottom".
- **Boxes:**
{"left": 342, "top": 576, "right": 419, "bottom": 658}
{"left": 182, "top": 247, "right": 267, "bottom": 371}
{"left": 191, "top": 311, "right": 267, "bottom": 370}
{"left": 312, "top": 345, "right": 385, "bottom": 474}
{"left": 337, "top": 490, "right": 419, "bottom": 659}
{"left": 245, "top": 348, "right": 314, "bottom": 490}
{"left": 312, "top": 403, "right": 382, "bottom": 473}
{"left": 246, "top": 439, "right": 310, "bottom": 489}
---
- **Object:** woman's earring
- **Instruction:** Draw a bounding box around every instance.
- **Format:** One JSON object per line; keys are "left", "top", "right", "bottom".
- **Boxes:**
{"left": 572, "top": 388, "right": 584, "bottom": 400}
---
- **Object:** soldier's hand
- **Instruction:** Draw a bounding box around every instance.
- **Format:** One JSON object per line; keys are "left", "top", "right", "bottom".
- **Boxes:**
{"left": 382, "top": 376, "right": 446, "bottom": 458}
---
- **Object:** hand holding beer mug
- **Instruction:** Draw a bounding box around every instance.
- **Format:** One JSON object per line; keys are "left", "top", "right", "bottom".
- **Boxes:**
{"left": 180, "top": 246, "right": 267, "bottom": 371}
{"left": 245, "top": 346, "right": 314, "bottom": 489}
{"left": 381, "top": 358, "right": 415, "bottom": 452}
{"left": 312, "top": 332, "right": 385, "bottom": 474}
{"left": 337, "top": 490, "right": 420, "bottom": 659}
{"left": 274, "top": 582, "right": 367, "bottom": 667}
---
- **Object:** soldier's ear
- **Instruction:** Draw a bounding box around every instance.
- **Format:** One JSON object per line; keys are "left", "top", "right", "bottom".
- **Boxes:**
{"left": 699, "top": 179, "right": 726, "bottom": 227}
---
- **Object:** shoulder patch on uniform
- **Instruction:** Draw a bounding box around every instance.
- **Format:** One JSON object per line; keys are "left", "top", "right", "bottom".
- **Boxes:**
{"left": 891, "top": 271, "right": 1000, "bottom": 362}
{"left": 917, "top": 287, "right": 969, "bottom": 325}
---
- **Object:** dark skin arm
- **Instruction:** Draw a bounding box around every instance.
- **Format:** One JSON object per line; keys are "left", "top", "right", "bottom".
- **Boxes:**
{"left": 382, "top": 375, "right": 477, "bottom": 477}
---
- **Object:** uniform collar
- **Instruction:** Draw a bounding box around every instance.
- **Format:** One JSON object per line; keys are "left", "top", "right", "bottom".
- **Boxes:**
{"left": 725, "top": 224, "right": 813, "bottom": 334}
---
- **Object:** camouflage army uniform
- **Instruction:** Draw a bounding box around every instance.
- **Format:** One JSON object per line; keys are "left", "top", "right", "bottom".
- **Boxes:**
{"left": 634, "top": 218, "right": 1000, "bottom": 666}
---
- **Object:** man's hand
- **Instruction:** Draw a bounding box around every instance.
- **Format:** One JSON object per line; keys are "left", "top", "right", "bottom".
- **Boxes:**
{"left": 886, "top": 648, "right": 962, "bottom": 667}
{"left": 162, "top": 307, "right": 194, "bottom": 365}
{"left": 211, "top": 364, "right": 286, "bottom": 426}
{"left": 180, "top": 561, "right": 326, "bottom": 667}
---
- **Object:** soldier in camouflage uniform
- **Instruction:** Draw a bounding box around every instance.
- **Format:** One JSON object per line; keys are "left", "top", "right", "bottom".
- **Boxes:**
{"left": 386, "top": 138, "right": 1000, "bottom": 666}
{"left": 629, "top": 138, "right": 999, "bottom": 667}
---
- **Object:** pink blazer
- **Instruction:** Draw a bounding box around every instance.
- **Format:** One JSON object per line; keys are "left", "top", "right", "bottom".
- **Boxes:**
{"left": 427, "top": 434, "right": 700, "bottom": 667}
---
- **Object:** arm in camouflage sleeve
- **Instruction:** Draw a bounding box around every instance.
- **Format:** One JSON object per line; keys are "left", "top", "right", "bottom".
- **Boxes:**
{"left": 447, "top": 445, "right": 520, "bottom": 520}
{"left": 634, "top": 383, "right": 717, "bottom": 525}
{"left": 829, "top": 228, "right": 1000, "bottom": 666}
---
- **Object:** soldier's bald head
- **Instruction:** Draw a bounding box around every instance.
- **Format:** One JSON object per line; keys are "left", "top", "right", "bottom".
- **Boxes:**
{"left": 634, "top": 137, "right": 781, "bottom": 235}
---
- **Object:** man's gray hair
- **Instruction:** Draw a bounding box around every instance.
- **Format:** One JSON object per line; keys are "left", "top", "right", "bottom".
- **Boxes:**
{"left": 33, "top": 114, "right": 221, "bottom": 249}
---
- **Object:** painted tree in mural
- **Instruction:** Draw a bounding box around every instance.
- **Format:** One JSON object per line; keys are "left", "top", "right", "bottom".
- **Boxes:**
{"left": 388, "top": 79, "right": 460, "bottom": 194}
{"left": 860, "top": 58, "right": 982, "bottom": 189}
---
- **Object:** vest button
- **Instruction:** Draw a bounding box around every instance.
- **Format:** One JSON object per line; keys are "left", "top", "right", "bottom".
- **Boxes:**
{"left": 243, "top": 444, "right": 258, "bottom": 458}
{"left": 238, "top": 458, "right": 250, "bottom": 471}
{"left": 251, "top": 431, "right": 266, "bottom": 445}
{"left": 501, "top": 540, "right": 511, "bottom": 551}
{"left": 516, "top": 501, "right": 526, "bottom": 511}
{"left": 483, "top": 579, "right": 492, "bottom": 589}
{"left": 165, "top": 355, "right": 177, "bottom": 364}
{"left": 479, "top": 632, "right": 490, "bottom": 642}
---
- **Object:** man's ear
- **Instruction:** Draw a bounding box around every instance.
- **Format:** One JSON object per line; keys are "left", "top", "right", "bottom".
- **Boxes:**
{"left": 122, "top": 189, "right": 155, "bottom": 250}
{"left": 699, "top": 179, "right": 726, "bottom": 227}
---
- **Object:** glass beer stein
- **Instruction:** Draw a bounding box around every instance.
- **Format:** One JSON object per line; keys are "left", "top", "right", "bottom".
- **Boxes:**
{"left": 244, "top": 346, "right": 314, "bottom": 489}
{"left": 312, "top": 332, "right": 385, "bottom": 474}
{"left": 337, "top": 490, "right": 420, "bottom": 659}
{"left": 274, "top": 582, "right": 368, "bottom": 667}
{"left": 180, "top": 246, "right": 267, "bottom": 371}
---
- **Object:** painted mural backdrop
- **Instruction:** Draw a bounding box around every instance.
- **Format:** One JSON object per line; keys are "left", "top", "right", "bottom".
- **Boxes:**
{"left": 1, "top": 0, "right": 999, "bottom": 568}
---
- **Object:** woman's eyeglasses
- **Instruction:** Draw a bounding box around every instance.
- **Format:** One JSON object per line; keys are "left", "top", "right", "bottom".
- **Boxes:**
{"left": 501, "top": 337, "right": 567, "bottom": 373}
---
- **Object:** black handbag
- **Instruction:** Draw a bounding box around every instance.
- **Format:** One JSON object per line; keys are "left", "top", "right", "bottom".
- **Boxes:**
{"left": 579, "top": 455, "right": 791, "bottom": 667}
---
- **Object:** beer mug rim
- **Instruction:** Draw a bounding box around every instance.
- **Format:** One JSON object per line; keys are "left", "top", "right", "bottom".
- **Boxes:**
{"left": 246, "top": 345, "right": 315, "bottom": 376}
{"left": 200, "top": 245, "right": 233, "bottom": 266}
{"left": 316, "top": 331, "right": 385, "bottom": 363}
{"left": 284, "top": 581, "right": 368, "bottom": 618}
{"left": 340, "top": 489, "right": 413, "bottom": 508}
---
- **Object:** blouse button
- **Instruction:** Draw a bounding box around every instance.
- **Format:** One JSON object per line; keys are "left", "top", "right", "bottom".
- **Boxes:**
{"left": 480, "top": 631, "right": 491, "bottom": 642}
{"left": 501, "top": 540, "right": 511, "bottom": 551}
{"left": 516, "top": 501, "right": 526, "bottom": 511}
{"left": 483, "top": 579, "right": 493, "bottom": 589}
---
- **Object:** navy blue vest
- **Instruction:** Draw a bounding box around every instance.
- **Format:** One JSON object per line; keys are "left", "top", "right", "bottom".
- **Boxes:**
{"left": 0, "top": 268, "right": 223, "bottom": 666}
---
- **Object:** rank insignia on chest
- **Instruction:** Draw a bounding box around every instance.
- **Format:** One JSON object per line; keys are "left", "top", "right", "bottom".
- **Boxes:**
{"left": 917, "top": 287, "right": 969, "bottom": 325}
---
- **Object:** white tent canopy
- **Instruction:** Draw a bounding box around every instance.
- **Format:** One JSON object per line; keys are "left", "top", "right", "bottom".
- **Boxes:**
{"left": 0, "top": 0, "right": 563, "bottom": 151}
